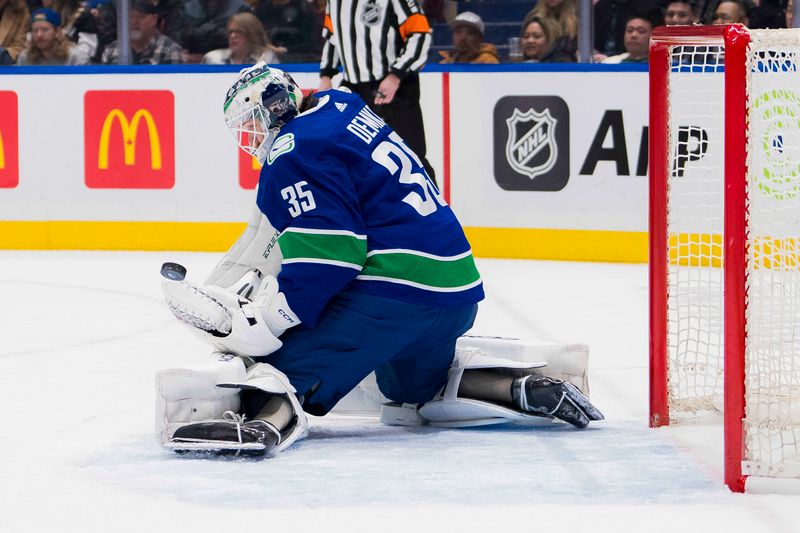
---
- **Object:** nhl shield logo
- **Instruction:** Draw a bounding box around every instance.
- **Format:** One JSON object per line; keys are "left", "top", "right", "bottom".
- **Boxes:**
{"left": 494, "top": 96, "right": 569, "bottom": 191}
{"left": 505, "top": 108, "right": 558, "bottom": 180}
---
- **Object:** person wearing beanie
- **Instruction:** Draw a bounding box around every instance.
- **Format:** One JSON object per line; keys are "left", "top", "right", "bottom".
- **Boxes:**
{"left": 439, "top": 11, "right": 499, "bottom": 64}
{"left": 17, "top": 7, "right": 90, "bottom": 64}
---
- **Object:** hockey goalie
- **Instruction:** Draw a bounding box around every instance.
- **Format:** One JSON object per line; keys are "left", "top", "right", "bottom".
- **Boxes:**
{"left": 155, "top": 63, "right": 603, "bottom": 456}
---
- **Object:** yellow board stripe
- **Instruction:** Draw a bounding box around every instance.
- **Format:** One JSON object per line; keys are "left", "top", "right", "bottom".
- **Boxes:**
{"left": 464, "top": 227, "right": 648, "bottom": 263}
{"left": 0, "top": 221, "right": 651, "bottom": 263}
{"left": 0, "top": 221, "right": 246, "bottom": 251}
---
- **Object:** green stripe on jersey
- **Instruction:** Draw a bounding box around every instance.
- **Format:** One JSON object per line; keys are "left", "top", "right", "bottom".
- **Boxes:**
{"left": 278, "top": 229, "right": 367, "bottom": 267}
{"left": 359, "top": 250, "right": 481, "bottom": 290}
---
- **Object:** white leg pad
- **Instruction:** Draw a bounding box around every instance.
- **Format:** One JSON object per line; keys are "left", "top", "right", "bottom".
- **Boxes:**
{"left": 456, "top": 336, "right": 591, "bottom": 394}
{"left": 217, "top": 362, "right": 309, "bottom": 453}
{"left": 414, "top": 337, "right": 593, "bottom": 428}
{"left": 416, "top": 346, "right": 551, "bottom": 427}
{"left": 155, "top": 352, "right": 248, "bottom": 447}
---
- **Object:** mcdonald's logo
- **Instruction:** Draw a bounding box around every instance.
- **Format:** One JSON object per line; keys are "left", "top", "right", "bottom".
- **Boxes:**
{"left": 237, "top": 88, "right": 313, "bottom": 190}
{"left": 84, "top": 90, "right": 174, "bottom": 189}
{"left": 0, "top": 92, "right": 19, "bottom": 188}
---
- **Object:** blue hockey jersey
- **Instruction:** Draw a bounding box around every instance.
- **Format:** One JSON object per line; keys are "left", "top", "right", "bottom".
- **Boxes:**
{"left": 256, "top": 89, "right": 483, "bottom": 326}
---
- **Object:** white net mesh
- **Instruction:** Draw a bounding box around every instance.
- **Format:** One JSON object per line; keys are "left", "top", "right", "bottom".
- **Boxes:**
{"left": 743, "top": 30, "right": 800, "bottom": 478}
{"left": 666, "top": 44, "right": 726, "bottom": 416}
{"left": 664, "top": 30, "right": 800, "bottom": 479}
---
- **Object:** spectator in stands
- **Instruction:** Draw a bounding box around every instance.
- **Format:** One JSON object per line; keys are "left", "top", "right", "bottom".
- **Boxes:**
{"left": 439, "top": 11, "right": 499, "bottom": 64}
{"left": 789, "top": 0, "right": 795, "bottom": 27}
{"left": 203, "top": 11, "right": 278, "bottom": 63}
{"left": 664, "top": 1, "right": 698, "bottom": 25}
{"left": 102, "top": 0, "right": 183, "bottom": 64}
{"left": 526, "top": 0, "right": 578, "bottom": 56}
{"left": 748, "top": 0, "right": 786, "bottom": 28}
{"left": 17, "top": 8, "right": 91, "bottom": 64}
{"left": 159, "top": 0, "right": 246, "bottom": 47}
{"left": 520, "top": 13, "right": 576, "bottom": 63}
{"left": 602, "top": 13, "right": 655, "bottom": 64}
{"left": 179, "top": 21, "right": 228, "bottom": 63}
{"left": 251, "top": 0, "right": 318, "bottom": 62}
{"left": 87, "top": 0, "right": 115, "bottom": 63}
{"left": 713, "top": 0, "right": 749, "bottom": 24}
{"left": 594, "top": 0, "right": 660, "bottom": 59}
{"left": 697, "top": 0, "right": 759, "bottom": 24}
{"left": 0, "top": 0, "right": 31, "bottom": 63}
{"left": 41, "top": 0, "right": 101, "bottom": 60}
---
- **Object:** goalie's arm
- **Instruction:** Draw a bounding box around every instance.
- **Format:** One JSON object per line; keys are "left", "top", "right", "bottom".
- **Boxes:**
{"left": 256, "top": 152, "right": 368, "bottom": 327}
{"left": 204, "top": 204, "right": 283, "bottom": 289}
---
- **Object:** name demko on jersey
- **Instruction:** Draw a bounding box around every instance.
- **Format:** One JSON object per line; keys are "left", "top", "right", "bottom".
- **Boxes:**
{"left": 256, "top": 89, "right": 484, "bottom": 326}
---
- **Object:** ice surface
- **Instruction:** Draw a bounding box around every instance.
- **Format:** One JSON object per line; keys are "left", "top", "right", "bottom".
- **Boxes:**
{"left": 2, "top": 251, "right": 798, "bottom": 532}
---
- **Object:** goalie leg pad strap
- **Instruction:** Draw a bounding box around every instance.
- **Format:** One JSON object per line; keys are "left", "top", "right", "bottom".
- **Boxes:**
{"left": 217, "top": 362, "right": 309, "bottom": 453}
{"left": 417, "top": 347, "right": 554, "bottom": 427}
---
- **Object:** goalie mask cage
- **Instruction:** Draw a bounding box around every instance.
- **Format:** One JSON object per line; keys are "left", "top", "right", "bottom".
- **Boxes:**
{"left": 650, "top": 24, "right": 800, "bottom": 493}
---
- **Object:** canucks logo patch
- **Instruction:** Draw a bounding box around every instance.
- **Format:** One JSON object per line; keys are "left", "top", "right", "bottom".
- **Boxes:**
{"left": 267, "top": 133, "right": 295, "bottom": 165}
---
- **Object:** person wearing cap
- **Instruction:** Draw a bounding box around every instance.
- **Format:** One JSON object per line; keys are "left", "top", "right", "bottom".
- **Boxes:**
{"left": 102, "top": 0, "right": 183, "bottom": 64}
{"left": 40, "top": 0, "right": 102, "bottom": 61}
{"left": 0, "top": 0, "right": 30, "bottom": 63}
{"left": 16, "top": 8, "right": 91, "bottom": 65}
{"left": 439, "top": 11, "right": 499, "bottom": 64}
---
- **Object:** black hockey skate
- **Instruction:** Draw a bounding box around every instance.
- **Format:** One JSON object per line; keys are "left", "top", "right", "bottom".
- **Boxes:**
{"left": 171, "top": 412, "right": 281, "bottom": 456}
{"left": 511, "top": 375, "right": 604, "bottom": 429}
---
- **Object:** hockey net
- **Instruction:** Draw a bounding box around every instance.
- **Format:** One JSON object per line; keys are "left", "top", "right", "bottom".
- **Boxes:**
{"left": 650, "top": 25, "right": 800, "bottom": 492}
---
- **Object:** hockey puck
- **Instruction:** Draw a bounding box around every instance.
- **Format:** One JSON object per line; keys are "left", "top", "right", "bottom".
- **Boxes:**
{"left": 161, "top": 262, "right": 187, "bottom": 281}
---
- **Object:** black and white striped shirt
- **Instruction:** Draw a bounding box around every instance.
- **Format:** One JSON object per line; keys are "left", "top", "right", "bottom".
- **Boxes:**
{"left": 320, "top": 0, "right": 432, "bottom": 83}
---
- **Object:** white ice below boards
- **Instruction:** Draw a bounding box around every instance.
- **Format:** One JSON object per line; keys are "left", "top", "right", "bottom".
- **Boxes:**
{"left": 1, "top": 251, "right": 798, "bottom": 533}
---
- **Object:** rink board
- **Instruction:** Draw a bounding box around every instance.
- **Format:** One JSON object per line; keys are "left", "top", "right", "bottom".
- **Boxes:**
{"left": 0, "top": 64, "right": 650, "bottom": 261}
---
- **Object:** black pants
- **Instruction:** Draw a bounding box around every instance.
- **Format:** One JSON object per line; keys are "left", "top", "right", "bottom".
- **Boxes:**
{"left": 343, "top": 75, "right": 436, "bottom": 185}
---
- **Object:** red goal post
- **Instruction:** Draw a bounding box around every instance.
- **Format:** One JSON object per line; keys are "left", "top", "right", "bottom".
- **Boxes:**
{"left": 649, "top": 24, "right": 800, "bottom": 493}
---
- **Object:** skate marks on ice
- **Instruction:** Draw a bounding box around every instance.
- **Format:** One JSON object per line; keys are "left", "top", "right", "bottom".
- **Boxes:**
{"left": 79, "top": 420, "right": 716, "bottom": 509}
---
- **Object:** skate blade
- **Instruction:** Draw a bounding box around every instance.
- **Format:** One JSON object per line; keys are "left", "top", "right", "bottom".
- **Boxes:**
{"left": 164, "top": 440, "right": 266, "bottom": 451}
{"left": 162, "top": 281, "right": 232, "bottom": 334}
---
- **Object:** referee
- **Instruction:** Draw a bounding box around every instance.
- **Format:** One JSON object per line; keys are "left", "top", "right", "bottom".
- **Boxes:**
{"left": 319, "top": 0, "right": 436, "bottom": 182}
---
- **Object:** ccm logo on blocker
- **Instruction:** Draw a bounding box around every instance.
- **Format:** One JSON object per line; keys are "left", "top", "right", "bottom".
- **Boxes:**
{"left": 84, "top": 90, "right": 175, "bottom": 189}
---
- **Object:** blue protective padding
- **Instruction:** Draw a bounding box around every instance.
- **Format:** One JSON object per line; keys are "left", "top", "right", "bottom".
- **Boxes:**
{"left": 258, "top": 290, "right": 478, "bottom": 416}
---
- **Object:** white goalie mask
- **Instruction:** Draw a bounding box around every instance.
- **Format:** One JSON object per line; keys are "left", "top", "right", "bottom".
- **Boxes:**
{"left": 223, "top": 62, "right": 305, "bottom": 164}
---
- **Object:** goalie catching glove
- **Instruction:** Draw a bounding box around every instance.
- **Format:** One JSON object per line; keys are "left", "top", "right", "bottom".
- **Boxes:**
{"left": 162, "top": 270, "right": 300, "bottom": 358}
